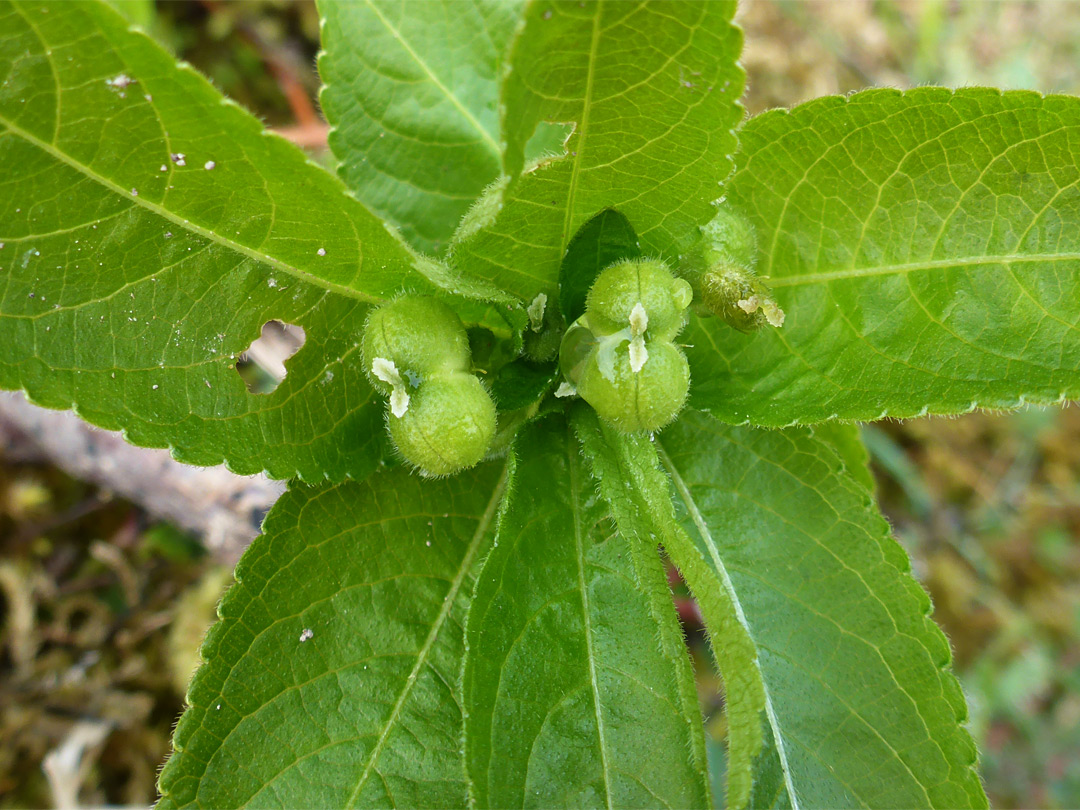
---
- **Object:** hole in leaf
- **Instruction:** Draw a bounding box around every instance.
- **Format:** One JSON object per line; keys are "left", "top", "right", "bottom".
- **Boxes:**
{"left": 235, "top": 320, "right": 306, "bottom": 394}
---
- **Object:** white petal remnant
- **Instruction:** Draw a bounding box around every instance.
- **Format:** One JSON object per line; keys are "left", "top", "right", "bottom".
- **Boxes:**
{"left": 736, "top": 295, "right": 760, "bottom": 314}
{"left": 736, "top": 294, "right": 785, "bottom": 327}
{"left": 628, "top": 302, "right": 649, "bottom": 336}
{"left": 371, "top": 357, "right": 403, "bottom": 387}
{"left": 628, "top": 336, "right": 648, "bottom": 372}
{"left": 627, "top": 302, "right": 650, "bottom": 372}
{"left": 555, "top": 381, "right": 577, "bottom": 398}
{"left": 389, "top": 388, "right": 410, "bottom": 418}
{"left": 762, "top": 300, "right": 786, "bottom": 327}
{"left": 527, "top": 292, "right": 548, "bottom": 332}
{"left": 372, "top": 357, "right": 411, "bottom": 417}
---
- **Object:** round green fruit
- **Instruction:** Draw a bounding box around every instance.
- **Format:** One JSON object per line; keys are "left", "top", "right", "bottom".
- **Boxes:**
{"left": 585, "top": 258, "right": 693, "bottom": 340}
{"left": 362, "top": 297, "right": 470, "bottom": 393}
{"left": 577, "top": 340, "right": 689, "bottom": 432}
{"left": 387, "top": 372, "right": 497, "bottom": 476}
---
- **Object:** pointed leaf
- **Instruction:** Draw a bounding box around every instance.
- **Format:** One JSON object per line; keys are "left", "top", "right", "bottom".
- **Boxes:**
{"left": 0, "top": 0, "right": 468, "bottom": 480}
{"left": 157, "top": 462, "right": 507, "bottom": 809}
{"left": 451, "top": 0, "right": 744, "bottom": 300}
{"left": 656, "top": 413, "right": 987, "bottom": 809}
{"left": 558, "top": 208, "right": 641, "bottom": 323}
{"left": 319, "top": 0, "right": 522, "bottom": 254}
{"left": 463, "top": 415, "right": 710, "bottom": 809}
{"left": 689, "top": 88, "right": 1080, "bottom": 425}
{"left": 571, "top": 406, "right": 761, "bottom": 810}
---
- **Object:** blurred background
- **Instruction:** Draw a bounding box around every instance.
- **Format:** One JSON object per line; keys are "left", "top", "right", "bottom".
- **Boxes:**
{"left": 1, "top": 1, "right": 1079, "bottom": 807}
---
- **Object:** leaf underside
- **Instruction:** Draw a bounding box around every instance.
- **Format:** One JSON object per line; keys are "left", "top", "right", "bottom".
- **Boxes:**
{"left": 157, "top": 463, "right": 506, "bottom": 809}
{"left": 688, "top": 88, "right": 1080, "bottom": 426}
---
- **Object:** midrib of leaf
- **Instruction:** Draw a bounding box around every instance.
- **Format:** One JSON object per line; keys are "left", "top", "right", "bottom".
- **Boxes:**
{"left": 655, "top": 440, "right": 801, "bottom": 810}
{"left": 558, "top": 0, "right": 603, "bottom": 259}
{"left": 567, "top": 431, "right": 616, "bottom": 810}
{"left": 766, "top": 252, "right": 1080, "bottom": 288}
{"left": 362, "top": 0, "right": 501, "bottom": 162}
{"left": 343, "top": 464, "right": 507, "bottom": 809}
{"left": 0, "top": 111, "right": 389, "bottom": 306}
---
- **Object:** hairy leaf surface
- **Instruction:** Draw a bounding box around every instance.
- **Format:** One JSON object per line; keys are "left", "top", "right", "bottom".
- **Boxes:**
{"left": 656, "top": 413, "right": 987, "bottom": 809}
{"left": 157, "top": 463, "right": 506, "bottom": 809}
{"left": 319, "top": 0, "right": 521, "bottom": 255}
{"left": 451, "top": 0, "right": 743, "bottom": 301}
{"left": 463, "top": 415, "right": 710, "bottom": 809}
{"left": 0, "top": 0, "right": 475, "bottom": 480}
{"left": 571, "top": 407, "right": 762, "bottom": 810}
{"left": 689, "top": 88, "right": 1080, "bottom": 424}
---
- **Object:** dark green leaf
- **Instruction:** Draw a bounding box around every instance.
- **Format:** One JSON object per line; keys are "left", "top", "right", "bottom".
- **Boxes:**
{"left": 488, "top": 358, "right": 556, "bottom": 411}
{"left": 463, "top": 415, "right": 710, "bottom": 809}
{"left": 157, "top": 462, "right": 507, "bottom": 809}
{"left": 689, "top": 88, "right": 1080, "bottom": 425}
{"left": 559, "top": 208, "right": 641, "bottom": 323}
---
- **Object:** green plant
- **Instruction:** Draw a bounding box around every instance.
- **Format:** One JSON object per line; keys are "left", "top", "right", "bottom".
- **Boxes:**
{"left": 2, "top": 0, "right": 1078, "bottom": 806}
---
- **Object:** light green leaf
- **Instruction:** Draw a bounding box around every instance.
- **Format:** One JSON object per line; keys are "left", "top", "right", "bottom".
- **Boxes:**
{"left": 688, "top": 88, "right": 1080, "bottom": 425}
{"left": 0, "top": 0, "right": 464, "bottom": 480}
{"left": 319, "top": 0, "right": 522, "bottom": 255}
{"left": 157, "top": 462, "right": 507, "bottom": 809}
{"left": 656, "top": 412, "right": 987, "bottom": 809}
{"left": 102, "top": 0, "right": 152, "bottom": 28}
{"left": 571, "top": 406, "right": 761, "bottom": 810}
{"left": 463, "top": 415, "right": 710, "bottom": 809}
{"left": 451, "top": 0, "right": 744, "bottom": 301}
{"left": 811, "top": 421, "right": 875, "bottom": 494}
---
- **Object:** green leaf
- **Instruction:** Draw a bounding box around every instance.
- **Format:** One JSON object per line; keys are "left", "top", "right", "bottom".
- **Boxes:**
{"left": 811, "top": 421, "right": 876, "bottom": 494}
{"left": 451, "top": 0, "right": 744, "bottom": 301}
{"left": 157, "top": 462, "right": 507, "bottom": 809}
{"left": 688, "top": 88, "right": 1080, "bottom": 425}
{"left": 558, "top": 208, "right": 641, "bottom": 323}
{"left": 0, "top": 0, "right": 460, "bottom": 481}
{"left": 318, "top": 0, "right": 523, "bottom": 255}
{"left": 463, "top": 415, "right": 710, "bottom": 809}
{"left": 656, "top": 412, "right": 987, "bottom": 809}
{"left": 571, "top": 406, "right": 761, "bottom": 810}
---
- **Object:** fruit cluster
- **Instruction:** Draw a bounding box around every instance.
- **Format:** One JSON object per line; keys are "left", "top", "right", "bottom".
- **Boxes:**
{"left": 559, "top": 259, "right": 693, "bottom": 432}
{"left": 361, "top": 297, "right": 496, "bottom": 477}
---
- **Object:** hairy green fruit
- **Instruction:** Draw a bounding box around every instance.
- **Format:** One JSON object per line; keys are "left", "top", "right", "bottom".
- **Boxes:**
{"left": 577, "top": 340, "right": 689, "bottom": 432}
{"left": 561, "top": 257, "right": 693, "bottom": 432}
{"left": 361, "top": 296, "right": 470, "bottom": 394}
{"left": 682, "top": 207, "right": 785, "bottom": 332}
{"left": 362, "top": 297, "right": 496, "bottom": 475}
{"left": 387, "top": 372, "right": 497, "bottom": 477}
{"left": 701, "top": 264, "right": 785, "bottom": 332}
{"left": 586, "top": 258, "right": 694, "bottom": 340}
